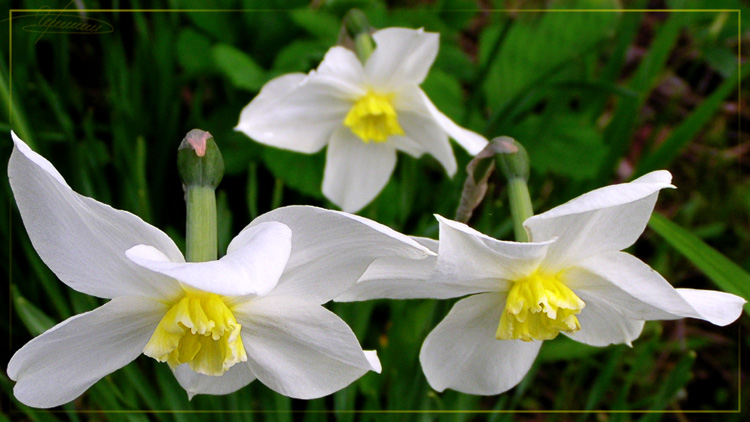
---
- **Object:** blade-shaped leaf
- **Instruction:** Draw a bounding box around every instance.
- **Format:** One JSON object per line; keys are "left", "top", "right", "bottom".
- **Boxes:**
{"left": 649, "top": 213, "right": 750, "bottom": 315}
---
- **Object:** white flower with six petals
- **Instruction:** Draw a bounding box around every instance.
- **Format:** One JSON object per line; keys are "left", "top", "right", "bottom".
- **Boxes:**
{"left": 338, "top": 170, "right": 745, "bottom": 395}
{"left": 6, "top": 132, "right": 434, "bottom": 408}
{"left": 235, "top": 27, "right": 488, "bottom": 213}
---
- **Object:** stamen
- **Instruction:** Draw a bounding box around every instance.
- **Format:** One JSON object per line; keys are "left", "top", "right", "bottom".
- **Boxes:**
{"left": 344, "top": 90, "right": 404, "bottom": 143}
{"left": 496, "top": 271, "right": 585, "bottom": 342}
{"left": 144, "top": 292, "right": 247, "bottom": 376}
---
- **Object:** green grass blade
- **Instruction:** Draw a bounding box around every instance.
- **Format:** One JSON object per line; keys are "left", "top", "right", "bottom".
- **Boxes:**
{"left": 634, "top": 63, "right": 750, "bottom": 177}
{"left": 649, "top": 213, "right": 750, "bottom": 314}
{"left": 11, "top": 288, "right": 55, "bottom": 336}
{"left": 639, "top": 351, "right": 695, "bottom": 422}
{"left": 597, "top": 13, "right": 684, "bottom": 182}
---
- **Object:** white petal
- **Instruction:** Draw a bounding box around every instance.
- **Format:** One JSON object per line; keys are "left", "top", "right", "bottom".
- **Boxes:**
{"left": 244, "top": 206, "right": 433, "bottom": 304}
{"left": 7, "top": 296, "right": 166, "bottom": 408}
{"left": 234, "top": 296, "right": 379, "bottom": 399}
{"left": 433, "top": 215, "right": 552, "bottom": 293}
{"left": 395, "top": 86, "right": 488, "bottom": 155}
{"left": 672, "top": 289, "right": 746, "bottom": 326}
{"left": 127, "top": 222, "right": 292, "bottom": 297}
{"left": 235, "top": 73, "right": 356, "bottom": 153}
{"left": 174, "top": 363, "right": 256, "bottom": 400}
{"left": 322, "top": 128, "right": 397, "bottom": 213}
{"left": 525, "top": 170, "right": 675, "bottom": 271}
{"left": 394, "top": 111, "right": 457, "bottom": 176}
{"left": 420, "top": 292, "right": 543, "bottom": 395}
{"left": 566, "top": 251, "right": 745, "bottom": 326}
{"left": 8, "top": 132, "right": 183, "bottom": 299}
{"left": 366, "top": 27, "right": 439, "bottom": 90}
{"left": 563, "top": 291, "right": 645, "bottom": 347}
{"left": 316, "top": 46, "right": 367, "bottom": 89}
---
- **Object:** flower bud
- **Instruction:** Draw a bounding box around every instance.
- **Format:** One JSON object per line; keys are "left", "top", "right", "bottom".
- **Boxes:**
{"left": 342, "top": 9, "right": 375, "bottom": 63}
{"left": 178, "top": 129, "right": 224, "bottom": 189}
{"left": 493, "top": 136, "right": 530, "bottom": 183}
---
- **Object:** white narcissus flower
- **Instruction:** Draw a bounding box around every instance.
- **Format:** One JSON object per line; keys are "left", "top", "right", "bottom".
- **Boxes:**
{"left": 235, "top": 27, "right": 488, "bottom": 213}
{"left": 6, "top": 132, "right": 434, "bottom": 408}
{"left": 338, "top": 170, "right": 746, "bottom": 395}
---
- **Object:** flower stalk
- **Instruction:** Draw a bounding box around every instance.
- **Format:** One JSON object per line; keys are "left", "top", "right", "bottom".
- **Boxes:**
{"left": 495, "top": 137, "right": 532, "bottom": 242}
{"left": 178, "top": 129, "right": 224, "bottom": 262}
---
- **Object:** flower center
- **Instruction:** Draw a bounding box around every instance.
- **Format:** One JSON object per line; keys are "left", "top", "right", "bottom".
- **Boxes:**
{"left": 496, "top": 271, "right": 585, "bottom": 342}
{"left": 343, "top": 90, "right": 404, "bottom": 143}
{"left": 144, "top": 292, "right": 247, "bottom": 376}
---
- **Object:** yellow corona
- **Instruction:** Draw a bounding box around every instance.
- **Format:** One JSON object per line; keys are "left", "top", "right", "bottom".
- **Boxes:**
{"left": 144, "top": 292, "right": 247, "bottom": 376}
{"left": 344, "top": 90, "right": 404, "bottom": 143}
{"left": 497, "top": 271, "right": 585, "bottom": 342}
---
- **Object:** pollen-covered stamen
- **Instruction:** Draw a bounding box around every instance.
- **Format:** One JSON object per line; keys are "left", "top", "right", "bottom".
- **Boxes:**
{"left": 144, "top": 292, "right": 247, "bottom": 376}
{"left": 496, "top": 271, "right": 585, "bottom": 342}
{"left": 344, "top": 90, "right": 404, "bottom": 143}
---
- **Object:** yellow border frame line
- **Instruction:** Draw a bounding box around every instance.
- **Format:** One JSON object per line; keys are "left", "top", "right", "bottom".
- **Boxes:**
{"left": 5, "top": 6, "right": 745, "bottom": 416}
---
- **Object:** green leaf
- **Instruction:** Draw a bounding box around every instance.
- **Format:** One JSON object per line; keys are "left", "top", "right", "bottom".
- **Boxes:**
{"left": 261, "top": 147, "right": 325, "bottom": 199}
{"left": 511, "top": 114, "right": 606, "bottom": 180}
{"left": 649, "top": 213, "right": 750, "bottom": 314}
{"left": 480, "top": 0, "right": 620, "bottom": 112}
{"left": 176, "top": 29, "right": 214, "bottom": 74}
{"left": 289, "top": 9, "right": 341, "bottom": 44}
{"left": 12, "top": 289, "right": 56, "bottom": 336}
{"left": 271, "top": 39, "right": 327, "bottom": 74}
{"left": 212, "top": 44, "right": 266, "bottom": 92}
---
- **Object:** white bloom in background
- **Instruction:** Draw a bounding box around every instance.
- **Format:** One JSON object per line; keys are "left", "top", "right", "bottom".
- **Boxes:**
{"left": 338, "top": 170, "right": 746, "bottom": 395}
{"left": 236, "top": 27, "right": 488, "bottom": 213}
{"left": 6, "top": 132, "right": 433, "bottom": 408}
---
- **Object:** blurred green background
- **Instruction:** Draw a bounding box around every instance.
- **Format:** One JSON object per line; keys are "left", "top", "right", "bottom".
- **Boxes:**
{"left": 1, "top": 0, "right": 748, "bottom": 421}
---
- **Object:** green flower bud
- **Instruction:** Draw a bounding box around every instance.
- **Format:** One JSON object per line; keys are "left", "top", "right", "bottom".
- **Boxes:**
{"left": 342, "top": 9, "right": 375, "bottom": 63}
{"left": 494, "top": 136, "right": 530, "bottom": 183}
{"left": 178, "top": 129, "right": 224, "bottom": 189}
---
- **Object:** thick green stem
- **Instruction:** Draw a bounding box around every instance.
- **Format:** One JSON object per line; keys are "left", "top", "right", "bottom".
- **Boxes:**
{"left": 494, "top": 137, "right": 533, "bottom": 242}
{"left": 185, "top": 185, "right": 218, "bottom": 262}
{"left": 178, "top": 129, "right": 224, "bottom": 263}
{"left": 507, "top": 177, "right": 533, "bottom": 242}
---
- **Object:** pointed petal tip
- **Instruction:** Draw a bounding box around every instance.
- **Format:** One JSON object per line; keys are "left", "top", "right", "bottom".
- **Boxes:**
{"left": 364, "top": 350, "right": 382, "bottom": 374}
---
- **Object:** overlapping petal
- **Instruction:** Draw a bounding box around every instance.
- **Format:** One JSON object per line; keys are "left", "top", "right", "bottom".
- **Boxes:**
{"left": 395, "top": 110, "right": 457, "bottom": 176}
{"left": 234, "top": 296, "right": 380, "bottom": 399}
{"left": 562, "top": 291, "right": 645, "bottom": 347}
{"left": 566, "top": 251, "right": 745, "bottom": 326}
{"left": 7, "top": 296, "right": 166, "bottom": 408}
{"left": 420, "top": 293, "right": 542, "bottom": 395}
{"left": 433, "top": 215, "right": 551, "bottom": 292}
{"left": 395, "top": 86, "right": 488, "bottom": 155}
{"left": 9, "top": 132, "right": 183, "bottom": 300}
{"left": 126, "top": 222, "right": 292, "bottom": 297}
{"left": 525, "top": 170, "right": 675, "bottom": 272}
{"left": 245, "top": 206, "right": 432, "bottom": 303}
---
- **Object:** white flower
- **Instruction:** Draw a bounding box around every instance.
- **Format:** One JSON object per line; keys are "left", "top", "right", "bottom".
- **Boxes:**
{"left": 235, "top": 27, "right": 488, "bottom": 213}
{"left": 6, "top": 132, "right": 434, "bottom": 408}
{"left": 338, "top": 170, "right": 746, "bottom": 395}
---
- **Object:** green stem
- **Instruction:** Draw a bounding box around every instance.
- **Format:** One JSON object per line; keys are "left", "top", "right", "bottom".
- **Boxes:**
{"left": 185, "top": 185, "right": 218, "bottom": 262}
{"left": 507, "top": 177, "right": 533, "bottom": 243}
